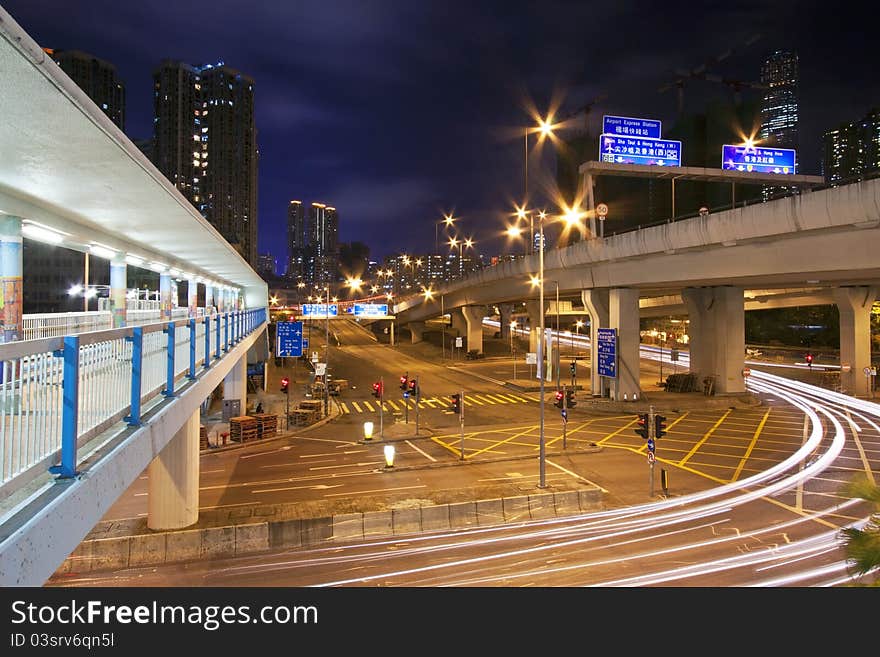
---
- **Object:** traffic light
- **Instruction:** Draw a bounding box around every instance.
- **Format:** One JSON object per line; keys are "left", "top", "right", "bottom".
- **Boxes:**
{"left": 569, "top": 361, "right": 576, "bottom": 376}
{"left": 654, "top": 414, "right": 667, "bottom": 439}
{"left": 399, "top": 374, "right": 408, "bottom": 391}
{"left": 372, "top": 381, "right": 383, "bottom": 398}
{"left": 805, "top": 353, "right": 813, "bottom": 369}
{"left": 566, "top": 389, "right": 576, "bottom": 408}
{"left": 634, "top": 412, "right": 649, "bottom": 439}
{"left": 280, "top": 376, "right": 289, "bottom": 395}
{"left": 408, "top": 379, "right": 418, "bottom": 398}
{"left": 451, "top": 393, "right": 461, "bottom": 414}
{"left": 554, "top": 389, "right": 564, "bottom": 408}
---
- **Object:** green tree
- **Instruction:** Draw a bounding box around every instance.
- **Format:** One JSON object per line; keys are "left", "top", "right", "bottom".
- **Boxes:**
{"left": 840, "top": 475, "right": 880, "bottom": 585}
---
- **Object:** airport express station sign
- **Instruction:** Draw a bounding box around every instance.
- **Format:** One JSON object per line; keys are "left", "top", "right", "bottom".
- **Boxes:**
{"left": 600, "top": 133, "right": 682, "bottom": 167}
{"left": 722, "top": 144, "right": 797, "bottom": 174}
{"left": 602, "top": 115, "right": 662, "bottom": 139}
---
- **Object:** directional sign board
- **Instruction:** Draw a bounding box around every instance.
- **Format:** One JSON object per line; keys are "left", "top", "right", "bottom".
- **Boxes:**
{"left": 302, "top": 303, "right": 338, "bottom": 317}
{"left": 275, "top": 321, "right": 304, "bottom": 358}
{"left": 353, "top": 303, "right": 389, "bottom": 317}
{"left": 602, "top": 115, "right": 662, "bottom": 139}
{"left": 647, "top": 438, "right": 655, "bottom": 453}
{"left": 722, "top": 144, "right": 796, "bottom": 174}
{"left": 600, "top": 134, "right": 681, "bottom": 167}
{"left": 597, "top": 328, "right": 617, "bottom": 378}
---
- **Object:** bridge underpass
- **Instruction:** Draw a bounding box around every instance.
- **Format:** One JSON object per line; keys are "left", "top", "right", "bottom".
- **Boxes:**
{"left": 0, "top": 10, "right": 269, "bottom": 585}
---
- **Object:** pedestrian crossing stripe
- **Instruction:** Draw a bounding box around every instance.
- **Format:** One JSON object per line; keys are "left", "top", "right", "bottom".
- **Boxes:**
{"left": 339, "top": 394, "right": 534, "bottom": 414}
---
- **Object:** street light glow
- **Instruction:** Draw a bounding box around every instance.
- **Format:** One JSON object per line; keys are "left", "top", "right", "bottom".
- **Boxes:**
{"left": 422, "top": 287, "right": 434, "bottom": 300}
{"left": 530, "top": 275, "right": 541, "bottom": 287}
{"left": 506, "top": 225, "right": 523, "bottom": 238}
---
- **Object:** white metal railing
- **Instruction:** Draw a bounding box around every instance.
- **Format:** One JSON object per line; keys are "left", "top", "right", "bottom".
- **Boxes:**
{"left": 0, "top": 308, "right": 267, "bottom": 491}
{"left": 22, "top": 307, "right": 207, "bottom": 341}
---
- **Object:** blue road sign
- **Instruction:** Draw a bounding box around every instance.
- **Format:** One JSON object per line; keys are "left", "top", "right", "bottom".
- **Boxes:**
{"left": 722, "top": 144, "right": 796, "bottom": 174}
{"left": 602, "top": 115, "right": 662, "bottom": 139}
{"left": 302, "top": 338, "right": 309, "bottom": 348}
{"left": 353, "top": 303, "right": 389, "bottom": 317}
{"left": 647, "top": 438, "right": 655, "bottom": 453}
{"left": 597, "top": 328, "right": 617, "bottom": 378}
{"left": 276, "top": 321, "right": 304, "bottom": 357}
{"left": 599, "top": 134, "right": 682, "bottom": 167}
{"left": 561, "top": 409, "right": 568, "bottom": 422}
{"left": 302, "top": 303, "right": 338, "bottom": 317}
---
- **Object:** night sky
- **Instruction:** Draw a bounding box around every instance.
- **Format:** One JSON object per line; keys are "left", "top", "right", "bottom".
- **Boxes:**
{"left": 2, "top": 1, "right": 877, "bottom": 271}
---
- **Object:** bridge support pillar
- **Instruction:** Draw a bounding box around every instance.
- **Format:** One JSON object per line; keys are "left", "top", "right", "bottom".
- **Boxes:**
{"left": 147, "top": 409, "right": 199, "bottom": 530}
{"left": 461, "top": 305, "right": 488, "bottom": 355}
{"left": 682, "top": 286, "right": 746, "bottom": 394}
{"left": 498, "top": 303, "right": 514, "bottom": 340}
{"left": 110, "top": 255, "right": 127, "bottom": 328}
{"left": 223, "top": 353, "right": 247, "bottom": 415}
{"left": 0, "top": 215, "right": 23, "bottom": 344}
{"left": 408, "top": 321, "right": 425, "bottom": 344}
{"left": 609, "top": 288, "right": 641, "bottom": 401}
{"left": 582, "top": 289, "right": 609, "bottom": 397}
{"left": 834, "top": 286, "right": 878, "bottom": 396}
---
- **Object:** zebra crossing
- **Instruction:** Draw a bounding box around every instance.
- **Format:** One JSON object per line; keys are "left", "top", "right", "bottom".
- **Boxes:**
{"left": 337, "top": 392, "right": 534, "bottom": 415}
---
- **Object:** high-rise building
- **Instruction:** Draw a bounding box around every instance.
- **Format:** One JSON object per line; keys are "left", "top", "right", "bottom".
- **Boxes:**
{"left": 307, "top": 203, "right": 339, "bottom": 287}
{"left": 45, "top": 48, "right": 125, "bottom": 131}
{"left": 286, "top": 200, "right": 307, "bottom": 280}
{"left": 152, "top": 60, "right": 258, "bottom": 266}
{"left": 822, "top": 107, "right": 880, "bottom": 184}
{"left": 256, "top": 252, "right": 277, "bottom": 279}
{"left": 759, "top": 50, "right": 799, "bottom": 199}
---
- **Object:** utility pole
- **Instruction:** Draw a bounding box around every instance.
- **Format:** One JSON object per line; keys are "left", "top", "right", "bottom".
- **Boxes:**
{"left": 415, "top": 376, "right": 420, "bottom": 436}
{"left": 648, "top": 404, "right": 656, "bottom": 496}
{"left": 459, "top": 389, "right": 465, "bottom": 460}
{"left": 379, "top": 376, "right": 384, "bottom": 438}
{"left": 562, "top": 383, "right": 568, "bottom": 449}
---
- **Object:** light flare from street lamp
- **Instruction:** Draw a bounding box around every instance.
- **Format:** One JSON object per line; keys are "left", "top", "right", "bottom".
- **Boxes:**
{"left": 530, "top": 275, "right": 541, "bottom": 287}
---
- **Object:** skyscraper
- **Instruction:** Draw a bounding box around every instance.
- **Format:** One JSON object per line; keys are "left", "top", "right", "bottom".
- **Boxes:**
{"left": 822, "top": 107, "right": 880, "bottom": 184}
{"left": 308, "top": 203, "right": 339, "bottom": 287}
{"left": 759, "top": 50, "right": 799, "bottom": 198}
{"left": 286, "top": 200, "right": 306, "bottom": 280}
{"left": 152, "top": 60, "right": 258, "bottom": 266}
{"left": 45, "top": 48, "right": 125, "bottom": 131}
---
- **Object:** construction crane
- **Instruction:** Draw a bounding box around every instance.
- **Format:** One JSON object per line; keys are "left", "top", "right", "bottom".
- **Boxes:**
{"left": 658, "top": 33, "right": 764, "bottom": 114}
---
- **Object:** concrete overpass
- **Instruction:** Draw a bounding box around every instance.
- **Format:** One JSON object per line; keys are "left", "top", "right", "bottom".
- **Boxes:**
{"left": 0, "top": 8, "right": 268, "bottom": 585}
{"left": 393, "top": 175, "right": 880, "bottom": 398}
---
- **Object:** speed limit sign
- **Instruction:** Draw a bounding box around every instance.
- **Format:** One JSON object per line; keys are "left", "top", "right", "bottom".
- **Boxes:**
{"left": 596, "top": 203, "right": 609, "bottom": 217}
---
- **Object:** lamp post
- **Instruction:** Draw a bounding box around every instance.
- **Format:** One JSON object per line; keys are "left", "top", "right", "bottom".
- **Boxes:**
{"left": 537, "top": 213, "right": 547, "bottom": 488}
{"left": 435, "top": 213, "right": 456, "bottom": 254}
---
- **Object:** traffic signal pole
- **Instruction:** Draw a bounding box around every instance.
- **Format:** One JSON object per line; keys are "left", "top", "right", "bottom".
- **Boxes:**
{"left": 379, "top": 376, "right": 384, "bottom": 438}
{"left": 648, "top": 405, "right": 655, "bottom": 497}
{"left": 459, "top": 389, "right": 465, "bottom": 460}
{"left": 562, "top": 384, "right": 567, "bottom": 449}
{"left": 415, "top": 376, "right": 420, "bottom": 436}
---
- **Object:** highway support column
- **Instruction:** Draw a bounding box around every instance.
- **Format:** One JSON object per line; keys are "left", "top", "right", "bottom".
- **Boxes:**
{"left": 609, "top": 288, "right": 641, "bottom": 401}
{"left": 0, "top": 215, "right": 23, "bottom": 344}
{"left": 498, "top": 303, "right": 514, "bottom": 340}
{"left": 461, "top": 305, "right": 488, "bottom": 355}
{"left": 834, "top": 286, "right": 878, "bottom": 396}
{"left": 408, "top": 321, "right": 425, "bottom": 344}
{"left": 147, "top": 410, "right": 199, "bottom": 530}
{"left": 582, "top": 289, "right": 609, "bottom": 397}
{"left": 681, "top": 286, "right": 746, "bottom": 394}
{"left": 109, "top": 254, "right": 127, "bottom": 328}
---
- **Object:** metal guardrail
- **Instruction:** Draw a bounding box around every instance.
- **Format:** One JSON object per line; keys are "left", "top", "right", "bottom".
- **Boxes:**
{"left": 21, "top": 307, "right": 205, "bottom": 341}
{"left": 0, "top": 307, "right": 267, "bottom": 494}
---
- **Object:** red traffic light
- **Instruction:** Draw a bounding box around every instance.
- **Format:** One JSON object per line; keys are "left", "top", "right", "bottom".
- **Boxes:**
{"left": 805, "top": 353, "right": 813, "bottom": 364}
{"left": 280, "top": 376, "right": 290, "bottom": 394}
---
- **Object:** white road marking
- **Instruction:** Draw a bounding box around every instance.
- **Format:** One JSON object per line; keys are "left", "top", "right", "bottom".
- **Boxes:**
{"left": 324, "top": 484, "right": 427, "bottom": 497}
{"left": 405, "top": 439, "right": 436, "bottom": 462}
{"left": 546, "top": 458, "right": 608, "bottom": 492}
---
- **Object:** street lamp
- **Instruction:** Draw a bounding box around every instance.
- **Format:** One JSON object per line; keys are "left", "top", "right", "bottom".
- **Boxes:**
{"left": 533, "top": 212, "right": 548, "bottom": 488}
{"left": 435, "top": 213, "right": 456, "bottom": 254}
{"left": 448, "top": 236, "right": 475, "bottom": 279}
{"left": 522, "top": 114, "right": 558, "bottom": 252}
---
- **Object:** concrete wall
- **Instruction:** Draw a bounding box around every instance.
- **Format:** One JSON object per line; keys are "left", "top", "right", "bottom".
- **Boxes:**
{"left": 55, "top": 487, "right": 603, "bottom": 576}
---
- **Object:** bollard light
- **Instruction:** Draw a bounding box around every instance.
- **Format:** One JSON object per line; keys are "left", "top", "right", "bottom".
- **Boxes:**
{"left": 363, "top": 421, "right": 374, "bottom": 441}
{"left": 383, "top": 444, "right": 395, "bottom": 468}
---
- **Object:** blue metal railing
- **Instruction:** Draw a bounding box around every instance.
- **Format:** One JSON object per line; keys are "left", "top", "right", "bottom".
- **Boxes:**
{"left": 0, "top": 308, "right": 266, "bottom": 488}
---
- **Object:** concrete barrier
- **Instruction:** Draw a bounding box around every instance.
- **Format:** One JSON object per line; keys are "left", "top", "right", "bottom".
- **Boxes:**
{"left": 56, "top": 483, "right": 604, "bottom": 576}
